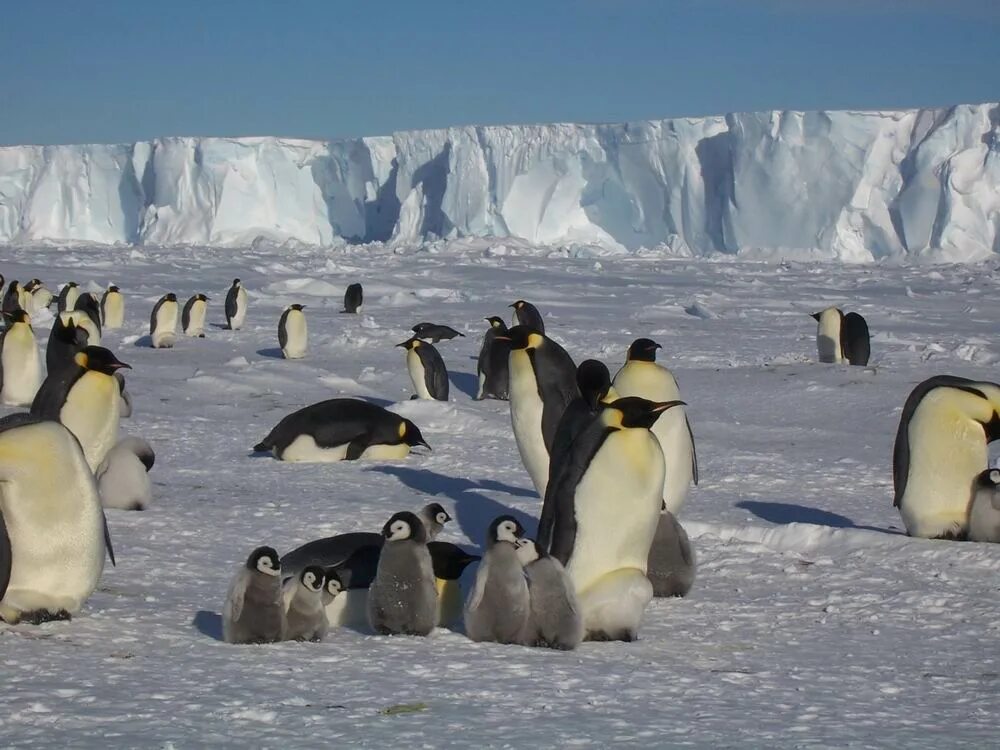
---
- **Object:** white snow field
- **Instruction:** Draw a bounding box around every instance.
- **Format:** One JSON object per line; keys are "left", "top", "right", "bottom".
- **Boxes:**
{"left": 1, "top": 240, "right": 999, "bottom": 748}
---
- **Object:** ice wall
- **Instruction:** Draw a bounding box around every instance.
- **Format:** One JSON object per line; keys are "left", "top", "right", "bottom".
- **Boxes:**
{"left": 0, "top": 103, "right": 997, "bottom": 261}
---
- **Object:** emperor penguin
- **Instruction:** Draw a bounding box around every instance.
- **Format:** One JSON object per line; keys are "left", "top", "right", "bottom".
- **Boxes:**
{"left": 0, "top": 309, "right": 43, "bottom": 406}
{"left": 411, "top": 322, "right": 464, "bottom": 343}
{"left": 811, "top": 307, "right": 870, "bottom": 366}
{"left": 222, "top": 546, "right": 287, "bottom": 644}
{"left": 181, "top": 294, "right": 209, "bottom": 338}
{"left": 2, "top": 280, "right": 23, "bottom": 315}
{"left": 647, "top": 511, "right": 696, "bottom": 597}
{"left": 515, "top": 539, "right": 583, "bottom": 650}
{"left": 279, "top": 304, "right": 308, "bottom": 359}
{"left": 397, "top": 337, "right": 449, "bottom": 401}
{"left": 115, "top": 371, "right": 133, "bottom": 419}
{"left": 46, "top": 314, "right": 90, "bottom": 375}
{"left": 57, "top": 282, "right": 80, "bottom": 313}
{"left": 0, "top": 416, "right": 109, "bottom": 624}
{"left": 100, "top": 286, "right": 125, "bottom": 329}
{"left": 464, "top": 516, "right": 530, "bottom": 644}
{"left": 225, "top": 279, "right": 248, "bottom": 330}
{"left": 31, "top": 345, "right": 130, "bottom": 472}
{"left": 253, "top": 398, "right": 430, "bottom": 462}
{"left": 539, "top": 397, "right": 685, "bottom": 641}
{"left": 893, "top": 375, "right": 1000, "bottom": 539}
{"left": 149, "top": 293, "right": 179, "bottom": 349}
{"left": 476, "top": 316, "right": 511, "bottom": 401}
{"left": 968, "top": 468, "right": 1000, "bottom": 543}
{"left": 613, "top": 338, "right": 698, "bottom": 515}
{"left": 96, "top": 436, "right": 155, "bottom": 511}
{"left": 367, "top": 511, "right": 438, "bottom": 636}
{"left": 283, "top": 566, "right": 329, "bottom": 642}
{"left": 73, "top": 294, "right": 103, "bottom": 339}
{"left": 25, "top": 280, "right": 53, "bottom": 316}
{"left": 505, "top": 325, "right": 579, "bottom": 497}
{"left": 64, "top": 309, "right": 101, "bottom": 347}
{"left": 509, "top": 300, "right": 544, "bottom": 334}
{"left": 343, "top": 283, "right": 363, "bottom": 314}
{"left": 428, "top": 541, "right": 480, "bottom": 627}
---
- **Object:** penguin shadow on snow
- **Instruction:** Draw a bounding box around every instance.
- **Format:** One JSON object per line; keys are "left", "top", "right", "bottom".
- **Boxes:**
{"left": 255, "top": 347, "right": 284, "bottom": 359}
{"left": 368, "top": 465, "right": 538, "bottom": 541}
{"left": 735, "top": 500, "right": 903, "bottom": 535}
{"left": 192, "top": 610, "right": 224, "bottom": 641}
{"left": 448, "top": 371, "right": 480, "bottom": 399}
{"left": 132, "top": 335, "right": 153, "bottom": 348}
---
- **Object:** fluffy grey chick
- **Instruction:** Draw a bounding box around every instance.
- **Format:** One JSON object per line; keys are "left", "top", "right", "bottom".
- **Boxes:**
{"left": 283, "top": 565, "right": 329, "bottom": 642}
{"left": 464, "top": 515, "right": 529, "bottom": 644}
{"left": 516, "top": 539, "right": 583, "bottom": 650}
{"left": 647, "top": 511, "right": 696, "bottom": 597}
{"left": 367, "top": 511, "right": 438, "bottom": 636}
{"left": 223, "top": 546, "right": 286, "bottom": 644}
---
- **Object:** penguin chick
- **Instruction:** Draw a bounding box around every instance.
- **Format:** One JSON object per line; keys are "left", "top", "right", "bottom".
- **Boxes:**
{"left": 322, "top": 569, "right": 344, "bottom": 608}
{"left": 367, "top": 512, "right": 437, "bottom": 636}
{"left": 969, "top": 468, "right": 1000, "bottom": 543}
{"left": 464, "top": 516, "right": 530, "bottom": 645}
{"left": 95, "top": 436, "right": 154, "bottom": 511}
{"left": 516, "top": 539, "right": 583, "bottom": 650}
{"left": 283, "top": 566, "right": 329, "bottom": 642}
{"left": 418, "top": 502, "right": 452, "bottom": 541}
{"left": 223, "top": 546, "right": 286, "bottom": 645}
{"left": 647, "top": 511, "right": 696, "bottom": 597}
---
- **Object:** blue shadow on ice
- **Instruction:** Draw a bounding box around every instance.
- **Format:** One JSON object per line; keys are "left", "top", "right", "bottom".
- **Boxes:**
{"left": 736, "top": 501, "right": 901, "bottom": 535}
{"left": 192, "top": 610, "right": 224, "bottom": 641}
{"left": 448, "top": 371, "right": 479, "bottom": 399}
{"left": 256, "top": 347, "right": 284, "bottom": 359}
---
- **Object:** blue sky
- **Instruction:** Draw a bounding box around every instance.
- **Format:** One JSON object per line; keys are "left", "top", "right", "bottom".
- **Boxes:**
{"left": 0, "top": 0, "right": 996, "bottom": 145}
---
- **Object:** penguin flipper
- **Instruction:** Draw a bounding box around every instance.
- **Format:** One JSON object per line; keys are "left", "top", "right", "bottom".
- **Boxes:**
{"left": 686, "top": 415, "right": 699, "bottom": 485}
{"left": 0, "top": 507, "right": 11, "bottom": 600}
{"left": 223, "top": 569, "right": 248, "bottom": 624}
{"left": 103, "top": 513, "right": 117, "bottom": 566}
{"left": 345, "top": 437, "right": 371, "bottom": 461}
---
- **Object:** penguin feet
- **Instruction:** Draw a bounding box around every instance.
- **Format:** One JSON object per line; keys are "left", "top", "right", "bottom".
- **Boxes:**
{"left": 20, "top": 609, "right": 72, "bottom": 625}
{"left": 585, "top": 628, "right": 636, "bottom": 643}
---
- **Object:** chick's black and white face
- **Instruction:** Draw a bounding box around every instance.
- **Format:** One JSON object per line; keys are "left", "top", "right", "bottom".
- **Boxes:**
{"left": 495, "top": 519, "right": 522, "bottom": 544}
{"left": 301, "top": 568, "right": 324, "bottom": 592}
{"left": 326, "top": 577, "right": 343, "bottom": 597}
{"left": 387, "top": 519, "right": 412, "bottom": 541}
{"left": 436, "top": 511, "right": 450, "bottom": 526}
{"left": 255, "top": 554, "right": 280, "bottom": 577}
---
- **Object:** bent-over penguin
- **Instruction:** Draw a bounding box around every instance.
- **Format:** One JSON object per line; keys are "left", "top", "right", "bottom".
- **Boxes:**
{"left": 412, "top": 322, "right": 464, "bottom": 343}
{"left": 0, "top": 309, "right": 43, "bottom": 406}
{"left": 101, "top": 285, "right": 125, "bottom": 329}
{"left": 342, "top": 283, "right": 363, "bottom": 314}
{"left": 96, "top": 436, "right": 155, "bottom": 511}
{"left": 647, "top": 511, "right": 696, "bottom": 597}
{"left": 367, "top": 512, "right": 437, "bottom": 636}
{"left": 181, "top": 294, "right": 208, "bottom": 337}
{"left": 398, "top": 337, "right": 449, "bottom": 401}
{"left": 510, "top": 300, "right": 544, "bottom": 334}
{"left": 283, "top": 566, "right": 328, "bottom": 642}
{"left": 279, "top": 304, "right": 308, "bottom": 359}
{"left": 516, "top": 539, "right": 583, "bottom": 650}
{"left": 46, "top": 314, "right": 90, "bottom": 376}
{"left": 476, "top": 316, "right": 511, "bottom": 401}
{"left": 969, "top": 468, "right": 1000, "bottom": 543}
{"left": 223, "top": 546, "right": 286, "bottom": 644}
{"left": 149, "top": 293, "right": 178, "bottom": 349}
{"left": 464, "top": 516, "right": 529, "bottom": 644}
{"left": 225, "top": 278, "right": 248, "bottom": 330}
{"left": 57, "top": 282, "right": 80, "bottom": 313}
{"left": 24, "top": 279, "right": 53, "bottom": 316}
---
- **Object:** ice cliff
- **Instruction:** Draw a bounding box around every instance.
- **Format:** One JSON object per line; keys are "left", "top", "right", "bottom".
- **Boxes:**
{"left": 1, "top": 103, "right": 997, "bottom": 261}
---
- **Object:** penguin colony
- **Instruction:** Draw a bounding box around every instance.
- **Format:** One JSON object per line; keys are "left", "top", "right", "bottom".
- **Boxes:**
{"left": 0, "top": 269, "right": 997, "bottom": 658}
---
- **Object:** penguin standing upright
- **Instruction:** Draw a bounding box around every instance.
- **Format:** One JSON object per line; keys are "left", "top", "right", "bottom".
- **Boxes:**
{"left": 31, "top": 346, "right": 130, "bottom": 472}
{"left": 101, "top": 286, "right": 125, "bottom": 329}
{"left": 0, "top": 309, "right": 43, "bottom": 406}
{"left": 505, "top": 325, "right": 579, "bottom": 497}
{"left": 225, "top": 279, "right": 248, "bottom": 330}
{"left": 515, "top": 539, "right": 583, "bottom": 650}
{"left": 74, "top": 294, "right": 103, "bottom": 338}
{"left": 2, "top": 280, "right": 23, "bottom": 315}
{"left": 0, "top": 416, "right": 110, "bottom": 624}
{"left": 57, "top": 282, "right": 80, "bottom": 313}
{"left": 278, "top": 304, "right": 308, "bottom": 359}
{"left": 476, "top": 316, "right": 511, "bottom": 401}
{"left": 96, "top": 436, "right": 155, "bottom": 511}
{"left": 397, "top": 337, "right": 449, "bottom": 401}
{"left": 613, "top": 339, "right": 698, "bottom": 515}
{"left": 540, "top": 397, "right": 685, "bottom": 641}
{"left": 343, "top": 283, "right": 363, "bottom": 314}
{"left": 25, "top": 280, "right": 53, "bottom": 316}
{"left": 893, "top": 375, "right": 1000, "bottom": 539}
{"left": 46, "top": 314, "right": 90, "bottom": 375}
{"left": 181, "top": 294, "right": 208, "bottom": 337}
{"left": 367, "top": 512, "right": 438, "bottom": 636}
{"left": 510, "top": 300, "right": 545, "bottom": 334}
{"left": 811, "top": 307, "right": 870, "bottom": 366}
{"left": 222, "top": 546, "right": 286, "bottom": 644}
{"left": 283, "top": 566, "right": 329, "bottom": 642}
{"left": 464, "top": 516, "right": 530, "bottom": 644}
{"left": 149, "top": 293, "right": 179, "bottom": 349}
{"left": 969, "top": 468, "right": 1000, "bottom": 543}
{"left": 647, "top": 511, "right": 696, "bottom": 597}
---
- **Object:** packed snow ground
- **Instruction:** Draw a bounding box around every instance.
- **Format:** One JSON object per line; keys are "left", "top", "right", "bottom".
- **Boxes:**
{"left": 2, "top": 241, "right": 999, "bottom": 748}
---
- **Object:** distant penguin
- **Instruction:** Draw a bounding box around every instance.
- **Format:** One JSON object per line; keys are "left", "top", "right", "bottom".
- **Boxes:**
{"left": 254, "top": 398, "right": 430, "bottom": 462}
{"left": 25, "top": 280, "right": 53, "bottom": 316}
{"left": 279, "top": 304, "right": 308, "bottom": 359}
{"left": 2, "top": 280, "right": 23, "bottom": 315}
{"left": 647, "top": 511, "right": 696, "bottom": 597}
{"left": 412, "top": 322, "right": 464, "bottom": 343}
{"left": 96, "top": 436, "right": 155, "bottom": 511}
{"left": 31, "top": 346, "right": 130, "bottom": 472}
{"left": 149, "top": 293, "right": 179, "bottom": 349}
{"left": 181, "top": 294, "right": 209, "bottom": 337}
{"left": 476, "top": 316, "right": 511, "bottom": 401}
{"left": 101, "top": 286, "right": 125, "bottom": 329}
{"left": 397, "top": 337, "right": 449, "bottom": 401}
{"left": 540, "top": 397, "right": 685, "bottom": 641}
{"left": 367, "top": 512, "right": 438, "bottom": 636}
{"left": 505, "top": 325, "right": 579, "bottom": 497}
{"left": 893, "top": 375, "right": 1000, "bottom": 539}
{"left": 115, "top": 371, "right": 133, "bottom": 419}
{"left": 0, "top": 416, "right": 110, "bottom": 624}
{"left": 515, "top": 539, "right": 583, "bottom": 650}
{"left": 343, "top": 283, "right": 363, "bottom": 314}
{"left": 811, "top": 307, "right": 870, "bottom": 366}
{"left": 509, "top": 300, "right": 544, "bottom": 334}
{"left": 464, "top": 516, "right": 530, "bottom": 644}
{"left": 0, "top": 309, "right": 43, "bottom": 406}
{"left": 283, "top": 566, "right": 329, "bottom": 642}
{"left": 969, "top": 468, "right": 1000, "bottom": 543}
{"left": 613, "top": 338, "right": 698, "bottom": 515}
{"left": 222, "top": 546, "right": 286, "bottom": 644}
{"left": 46, "top": 314, "right": 90, "bottom": 375}
{"left": 57, "top": 282, "right": 80, "bottom": 313}
{"left": 225, "top": 278, "right": 248, "bottom": 330}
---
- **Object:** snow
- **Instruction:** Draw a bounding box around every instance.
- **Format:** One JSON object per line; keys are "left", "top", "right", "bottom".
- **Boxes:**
{"left": 1, "top": 103, "right": 999, "bottom": 262}
{"left": 2, "top": 240, "right": 999, "bottom": 746}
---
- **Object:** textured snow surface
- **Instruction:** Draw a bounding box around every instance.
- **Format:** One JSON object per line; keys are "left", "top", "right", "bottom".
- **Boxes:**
{"left": 1, "top": 242, "right": 999, "bottom": 748}
{"left": 1, "top": 103, "right": 999, "bottom": 261}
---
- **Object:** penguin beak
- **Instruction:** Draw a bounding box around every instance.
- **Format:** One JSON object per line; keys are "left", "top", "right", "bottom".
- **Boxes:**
{"left": 651, "top": 400, "right": 686, "bottom": 413}
{"left": 810, "top": 312, "right": 821, "bottom": 321}
{"left": 110, "top": 362, "right": 132, "bottom": 371}
{"left": 395, "top": 341, "right": 409, "bottom": 348}
{"left": 494, "top": 335, "right": 511, "bottom": 342}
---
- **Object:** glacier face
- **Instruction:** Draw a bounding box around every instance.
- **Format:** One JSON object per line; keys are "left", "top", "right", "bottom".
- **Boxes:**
{"left": 0, "top": 103, "right": 997, "bottom": 261}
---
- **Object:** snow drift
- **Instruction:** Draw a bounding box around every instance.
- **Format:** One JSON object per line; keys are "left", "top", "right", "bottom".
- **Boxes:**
{"left": 0, "top": 103, "right": 997, "bottom": 261}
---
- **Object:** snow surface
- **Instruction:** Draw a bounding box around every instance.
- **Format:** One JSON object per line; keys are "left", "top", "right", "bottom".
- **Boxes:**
{"left": 2, "top": 240, "right": 1000, "bottom": 747}
{"left": 1, "top": 103, "right": 999, "bottom": 262}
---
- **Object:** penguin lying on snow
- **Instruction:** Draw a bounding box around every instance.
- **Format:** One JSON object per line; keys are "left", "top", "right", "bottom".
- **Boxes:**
{"left": 811, "top": 307, "right": 870, "bottom": 366}
{"left": 367, "top": 512, "right": 438, "bottom": 636}
{"left": 223, "top": 546, "right": 286, "bottom": 644}
{"left": 516, "top": 539, "right": 583, "bottom": 650}
{"left": 412, "top": 322, "right": 464, "bottom": 343}
{"left": 0, "top": 309, "right": 43, "bottom": 406}
{"left": 476, "top": 316, "right": 510, "bottom": 401}
{"left": 969, "top": 469, "right": 1000, "bottom": 543}
{"left": 398, "top": 337, "right": 449, "bottom": 401}
{"left": 465, "top": 516, "right": 530, "bottom": 644}
{"left": 253, "top": 398, "right": 429, "bottom": 462}
{"left": 96, "top": 436, "right": 155, "bottom": 511}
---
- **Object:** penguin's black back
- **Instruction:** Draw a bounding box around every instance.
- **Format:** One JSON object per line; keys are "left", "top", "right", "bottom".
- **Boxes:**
{"left": 416, "top": 342, "right": 449, "bottom": 400}
{"left": 841, "top": 312, "right": 870, "bottom": 366}
{"left": 343, "top": 283, "right": 363, "bottom": 313}
{"left": 253, "top": 398, "right": 404, "bottom": 456}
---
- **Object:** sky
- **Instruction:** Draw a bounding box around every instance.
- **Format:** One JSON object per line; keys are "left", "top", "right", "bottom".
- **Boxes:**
{"left": 0, "top": 0, "right": 997, "bottom": 146}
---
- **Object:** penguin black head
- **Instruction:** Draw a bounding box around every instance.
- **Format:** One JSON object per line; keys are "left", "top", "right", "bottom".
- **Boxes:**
{"left": 976, "top": 467, "right": 1000, "bottom": 491}
{"left": 323, "top": 568, "right": 344, "bottom": 597}
{"left": 626, "top": 338, "right": 662, "bottom": 363}
{"left": 164, "top": 293, "right": 177, "bottom": 303}
{"left": 66, "top": 282, "right": 78, "bottom": 289}
{"left": 423, "top": 502, "right": 452, "bottom": 528}
{"left": 382, "top": 511, "right": 427, "bottom": 543}
{"left": 108, "top": 285, "right": 120, "bottom": 293}
{"left": 232, "top": 278, "right": 241, "bottom": 287}
{"left": 399, "top": 418, "right": 430, "bottom": 451}
{"left": 23, "top": 279, "right": 39, "bottom": 292}
{"left": 576, "top": 359, "right": 612, "bottom": 408}
{"left": 509, "top": 300, "right": 528, "bottom": 310}
{"left": 300, "top": 565, "right": 326, "bottom": 593}
{"left": 6, "top": 279, "right": 19, "bottom": 292}
{"left": 503, "top": 325, "right": 544, "bottom": 351}
{"left": 488, "top": 515, "right": 526, "bottom": 546}
{"left": 395, "top": 337, "right": 421, "bottom": 351}
{"left": 247, "top": 546, "right": 281, "bottom": 576}
{"left": 428, "top": 542, "right": 481, "bottom": 579}
{"left": 605, "top": 396, "right": 686, "bottom": 430}
{"left": 75, "top": 346, "right": 131, "bottom": 375}
{"left": 288, "top": 303, "right": 305, "bottom": 311}
{"left": 3, "top": 309, "right": 30, "bottom": 325}
{"left": 484, "top": 316, "right": 509, "bottom": 333}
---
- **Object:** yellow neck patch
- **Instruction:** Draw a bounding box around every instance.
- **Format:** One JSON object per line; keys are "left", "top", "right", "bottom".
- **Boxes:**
{"left": 74, "top": 351, "right": 89, "bottom": 369}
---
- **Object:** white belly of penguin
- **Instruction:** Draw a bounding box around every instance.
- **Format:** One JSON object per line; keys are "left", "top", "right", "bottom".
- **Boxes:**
{"left": 231, "top": 289, "right": 248, "bottom": 329}
{"left": 407, "top": 350, "right": 434, "bottom": 399}
{"left": 61, "top": 371, "right": 121, "bottom": 472}
{"left": 816, "top": 309, "right": 843, "bottom": 363}
{"left": 650, "top": 407, "right": 694, "bottom": 514}
{"left": 152, "top": 301, "right": 178, "bottom": 348}
{"left": 103, "top": 295, "right": 124, "bottom": 329}
{"left": 67, "top": 311, "right": 101, "bottom": 347}
{"left": 1, "top": 326, "right": 42, "bottom": 406}
{"left": 184, "top": 300, "right": 206, "bottom": 336}
{"left": 509, "top": 350, "right": 549, "bottom": 496}
{"left": 279, "top": 434, "right": 409, "bottom": 462}
{"left": 29, "top": 288, "right": 53, "bottom": 315}
{"left": 613, "top": 362, "right": 681, "bottom": 403}
{"left": 282, "top": 314, "right": 308, "bottom": 359}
